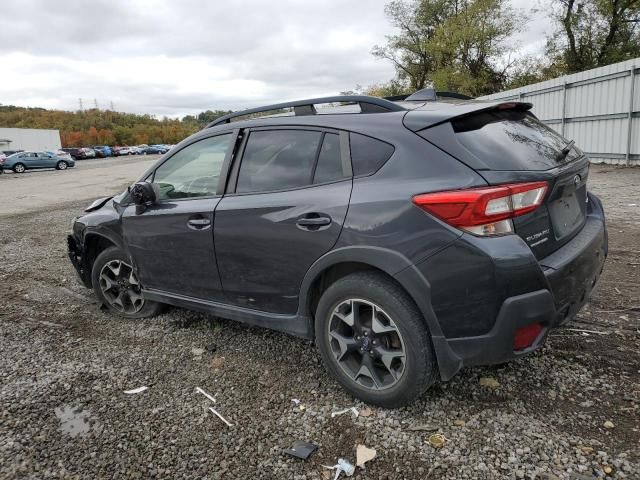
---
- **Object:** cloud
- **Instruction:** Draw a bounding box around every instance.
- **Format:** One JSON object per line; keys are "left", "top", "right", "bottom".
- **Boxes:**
{"left": 0, "top": 0, "right": 553, "bottom": 117}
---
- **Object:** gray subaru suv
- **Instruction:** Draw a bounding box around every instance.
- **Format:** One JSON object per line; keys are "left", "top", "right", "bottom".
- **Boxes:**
{"left": 67, "top": 90, "right": 607, "bottom": 407}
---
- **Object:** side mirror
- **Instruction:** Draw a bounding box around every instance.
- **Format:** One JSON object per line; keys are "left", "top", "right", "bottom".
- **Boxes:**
{"left": 130, "top": 181, "right": 159, "bottom": 207}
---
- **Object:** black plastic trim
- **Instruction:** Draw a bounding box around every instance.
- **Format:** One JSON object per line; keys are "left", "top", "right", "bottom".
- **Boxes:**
{"left": 445, "top": 290, "right": 555, "bottom": 368}
{"left": 206, "top": 95, "right": 406, "bottom": 128}
{"left": 143, "top": 288, "right": 312, "bottom": 338}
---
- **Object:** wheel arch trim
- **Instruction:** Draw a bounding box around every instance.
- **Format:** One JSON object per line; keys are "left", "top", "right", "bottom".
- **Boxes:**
{"left": 296, "top": 246, "right": 463, "bottom": 380}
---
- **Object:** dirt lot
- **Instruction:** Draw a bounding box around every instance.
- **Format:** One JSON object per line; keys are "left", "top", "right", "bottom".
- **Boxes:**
{"left": 0, "top": 164, "right": 638, "bottom": 479}
{"left": 0, "top": 155, "right": 158, "bottom": 216}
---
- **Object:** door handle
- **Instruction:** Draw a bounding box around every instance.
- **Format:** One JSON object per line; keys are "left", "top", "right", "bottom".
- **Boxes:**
{"left": 187, "top": 217, "right": 211, "bottom": 230}
{"left": 296, "top": 215, "right": 331, "bottom": 230}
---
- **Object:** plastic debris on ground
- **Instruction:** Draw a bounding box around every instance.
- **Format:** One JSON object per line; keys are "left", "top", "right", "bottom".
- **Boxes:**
{"left": 283, "top": 440, "right": 318, "bottom": 460}
{"left": 356, "top": 444, "right": 376, "bottom": 467}
{"left": 208, "top": 407, "right": 233, "bottom": 427}
{"left": 123, "top": 386, "right": 148, "bottom": 394}
{"left": 322, "top": 458, "right": 355, "bottom": 479}
{"left": 331, "top": 407, "right": 359, "bottom": 418}
{"left": 359, "top": 407, "right": 373, "bottom": 417}
{"left": 195, "top": 386, "right": 216, "bottom": 403}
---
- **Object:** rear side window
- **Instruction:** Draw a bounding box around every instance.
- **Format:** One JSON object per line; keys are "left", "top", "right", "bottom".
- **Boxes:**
{"left": 451, "top": 110, "right": 582, "bottom": 171}
{"left": 237, "top": 130, "right": 322, "bottom": 193}
{"left": 349, "top": 133, "right": 394, "bottom": 176}
{"left": 313, "top": 133, "right": 343, "bottom": 184}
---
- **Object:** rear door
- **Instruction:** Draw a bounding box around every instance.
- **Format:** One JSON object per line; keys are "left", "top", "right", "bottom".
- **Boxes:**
{"left": 38, "top": 152, "right": 55, "bottom": 168}
{"left": 121, "top": 132, "right": 236, "bottom": 301}
{"left": 214, "top": 127, "right": 352, "bottom": 314}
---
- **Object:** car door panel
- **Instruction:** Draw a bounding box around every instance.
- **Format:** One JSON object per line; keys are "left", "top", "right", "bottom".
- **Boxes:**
{"left": 215, "top": 182, "right": 352, "bottom": 314}
{"left": 122, "top": 198, "right": 223, "bottom": 300}
{"left": 121, "top": 132, "right": 236, "bottom": 301}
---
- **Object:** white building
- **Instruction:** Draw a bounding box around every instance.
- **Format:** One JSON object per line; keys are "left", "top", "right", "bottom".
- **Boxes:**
{"left": 478, "top": 58, "right": 639, "bottom": 166}
{"left": 0, "top": 127, "right": 62, "bottom": 152}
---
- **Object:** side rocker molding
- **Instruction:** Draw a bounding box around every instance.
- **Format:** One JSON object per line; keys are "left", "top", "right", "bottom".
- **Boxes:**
{"left": 143, "top": 289, "right": 312, "bottom": 338}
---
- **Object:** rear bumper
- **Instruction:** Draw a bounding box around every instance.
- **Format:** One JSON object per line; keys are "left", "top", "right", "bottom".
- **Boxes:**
{"left": 431, "top": 192, "right": 607, "bottom": 377}
{"left": 541, "top": 193, "right": 607, "bottom": 325}
{"left": 446, "top": 289, "right": 555, "bottom": 366}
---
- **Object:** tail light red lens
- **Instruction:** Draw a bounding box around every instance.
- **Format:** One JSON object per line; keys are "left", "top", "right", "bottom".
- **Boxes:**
{"left": 513, "top": 323, "right": 543, "bottom": 350}
{"left": 412, "top": 182, "right": 548, "bottom": 236}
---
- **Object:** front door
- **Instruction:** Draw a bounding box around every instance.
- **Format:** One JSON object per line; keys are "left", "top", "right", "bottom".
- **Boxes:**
{"left": 122, "top": 132, "right": 235, "bottom": 301}
{"left": 214, "top": 128, "right": 352, "bottom": 314}
{"left": 22, "top": 152, "right": 39, "bottom": 168}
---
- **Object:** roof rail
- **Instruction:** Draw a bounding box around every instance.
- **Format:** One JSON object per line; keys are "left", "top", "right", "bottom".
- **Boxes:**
{"left": 205, "top": 95, "right": 406, "bottom": 128}
{"left": 384, "top": 90, "right": 473, "bottom": 102}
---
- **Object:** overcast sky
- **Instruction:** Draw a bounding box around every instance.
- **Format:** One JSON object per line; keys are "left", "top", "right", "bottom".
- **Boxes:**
{"left": 0, "top": 0, "right": 553, "bottom": 118}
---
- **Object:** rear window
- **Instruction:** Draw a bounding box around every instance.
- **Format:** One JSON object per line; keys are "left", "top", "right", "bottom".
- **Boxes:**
{"left": 451, "top": 110, "right": 582, "bottom": 171}
{"left": 349, "top": 133, "right": 394, "bottom": 176}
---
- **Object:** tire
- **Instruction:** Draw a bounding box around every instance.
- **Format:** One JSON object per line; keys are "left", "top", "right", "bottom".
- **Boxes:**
{"left": 13, "top": 163, "right": 26, "bottom": 173}
{"left": 315, "top": 272, "right": 437, "bottom": 408}
{"left": 56, "top": 161, "right": 68, "bottom": 170}
{"left": 91, "top": 246, "right": 162, "bottom": 319}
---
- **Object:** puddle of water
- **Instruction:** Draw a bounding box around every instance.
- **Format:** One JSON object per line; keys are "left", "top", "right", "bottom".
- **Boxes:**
{"left": 54, "top": 404, "right": 98, "bottom": 438}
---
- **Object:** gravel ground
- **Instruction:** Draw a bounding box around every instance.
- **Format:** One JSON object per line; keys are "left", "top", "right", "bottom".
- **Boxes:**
{"left": 0, "top": 165, "right": 639, "bottom": 479}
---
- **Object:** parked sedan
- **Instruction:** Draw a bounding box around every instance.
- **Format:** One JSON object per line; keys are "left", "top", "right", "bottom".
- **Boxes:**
{"left": 92, "top": 146, "right": 113, "bottom": 157}
{"left": 46, "top": 150, "right": 74, "bottom": 162}
{"left": 142, "top": 145, "right": 169, "bottom": 154}
{"left": 114, "top": 146, "right": 134, "bottom": 156}
{"left": 2, "top": 151, "right": 75, "bottom": 173}
{"left": 61, "top": 148, "right": 96, "bottom": 160}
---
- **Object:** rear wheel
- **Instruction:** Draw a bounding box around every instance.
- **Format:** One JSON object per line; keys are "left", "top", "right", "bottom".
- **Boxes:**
{"left": 13, "top": 163, "right": 25, "bottom": 173}
{"left": 56, "top": 161, "right": 68, "bottom": 170}
{"left": 315, "top": 272, "right": 437, "bottom": 407}
{"left": 91, "top": 247, "right": 162, "bottom": 318}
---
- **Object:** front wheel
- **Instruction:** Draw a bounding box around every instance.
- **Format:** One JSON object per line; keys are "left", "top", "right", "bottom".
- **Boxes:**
{"left": 56, "top": 161, "right": 68, "bottom": 170}
{"left": 91, "top": 246, "right": 162, "bottom": 318}
{"left": 13, "top": 163, "right": 26, "bottom": 173}
{"left": 315, "top": 272, "right": 437, "bottom": 408}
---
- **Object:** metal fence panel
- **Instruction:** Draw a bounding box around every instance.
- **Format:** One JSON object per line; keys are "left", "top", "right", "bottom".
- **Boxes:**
{"left": 478, "top": 58, "right": 640, "bottom": 166}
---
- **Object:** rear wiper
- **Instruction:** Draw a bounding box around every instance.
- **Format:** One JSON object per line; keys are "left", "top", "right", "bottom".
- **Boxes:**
{"left": 556, "top": 139, "right": 575, "bottom": 161}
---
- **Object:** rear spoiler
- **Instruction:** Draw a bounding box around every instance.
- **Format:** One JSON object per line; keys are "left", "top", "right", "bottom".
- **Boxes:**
{"left": 403, "top": 101, "right": 533, "bottom": 132}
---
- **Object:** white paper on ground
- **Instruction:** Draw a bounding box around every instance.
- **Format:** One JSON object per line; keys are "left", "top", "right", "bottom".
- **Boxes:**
{"left": 123, "top": 386, "right": 148, "bottom": 394}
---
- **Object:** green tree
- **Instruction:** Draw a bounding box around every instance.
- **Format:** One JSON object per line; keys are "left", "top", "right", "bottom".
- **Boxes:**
{"left": 545, "top": 0, "right": 640, "bottom": 73}
{"left": 372, "top": 0, "right": 521, "bottom": 96}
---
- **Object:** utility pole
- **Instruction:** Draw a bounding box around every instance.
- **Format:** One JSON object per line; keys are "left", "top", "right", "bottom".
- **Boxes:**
{"left": 94, "top": 98, "right": 99, "bottom": 109}
{"left": 78, "top": 98, "right": 84, "bottom": 111}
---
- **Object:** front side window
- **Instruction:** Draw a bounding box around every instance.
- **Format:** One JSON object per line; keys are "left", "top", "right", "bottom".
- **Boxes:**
{"left": 236, "top": 130, "right": 322, "bottom": 193}
{"left": 153, "top": 134, "right": 231, "bottom": 200}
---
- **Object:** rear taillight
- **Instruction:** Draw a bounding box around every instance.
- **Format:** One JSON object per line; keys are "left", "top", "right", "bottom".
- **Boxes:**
{"left": 412, "top": 182, "right": 548, "bottom": 237}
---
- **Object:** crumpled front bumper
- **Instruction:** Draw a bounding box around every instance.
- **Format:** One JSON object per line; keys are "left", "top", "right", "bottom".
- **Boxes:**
{"left": 67, "top": 234, "right": 91, "bottom": 288}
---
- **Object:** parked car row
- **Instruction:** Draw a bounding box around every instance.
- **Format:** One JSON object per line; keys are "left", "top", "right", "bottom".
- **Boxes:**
{"left": 58, "top": 145, "right": 173, "bottom": 160}
{"left": 0, "top": 150, "right": 75, "bottom": 173}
